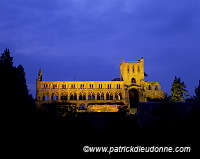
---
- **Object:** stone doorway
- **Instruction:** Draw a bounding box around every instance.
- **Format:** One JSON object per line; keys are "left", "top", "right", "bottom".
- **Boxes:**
{"left": 129, "top": 89, "right": 139, "bottom": 108}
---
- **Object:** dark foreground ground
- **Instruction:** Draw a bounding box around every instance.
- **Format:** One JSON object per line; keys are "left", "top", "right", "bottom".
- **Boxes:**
{"left": 3, "top": 111, "right": 199, "bottom": 158}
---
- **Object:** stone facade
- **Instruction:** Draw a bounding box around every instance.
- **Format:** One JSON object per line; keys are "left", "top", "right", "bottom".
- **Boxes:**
{"left": 35, "top": 58, "right": 165, "bottom": 113}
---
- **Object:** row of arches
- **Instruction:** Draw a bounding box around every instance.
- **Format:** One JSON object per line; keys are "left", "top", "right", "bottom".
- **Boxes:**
{"left": 42, "top": 92, "right": 123, "bottom": 101}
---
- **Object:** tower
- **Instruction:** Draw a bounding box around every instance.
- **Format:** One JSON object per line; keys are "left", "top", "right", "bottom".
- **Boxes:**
{"left": 37, "top": 69, "right": 42, "bottom": 81}
{"left": 120, "top": 58, "right": 144, "bottom": 85}
{"left": 36, "top": 69, "right": 42, "bottom": 103}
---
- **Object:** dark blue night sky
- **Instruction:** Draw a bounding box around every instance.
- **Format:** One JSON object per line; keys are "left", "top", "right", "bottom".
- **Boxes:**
{"left": 0, "top": 0, "right": 200, "bottom": 97}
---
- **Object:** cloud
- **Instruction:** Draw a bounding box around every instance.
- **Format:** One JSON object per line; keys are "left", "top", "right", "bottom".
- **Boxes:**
{"left": 1, "top": 0, "right": 200, "bottom": 61}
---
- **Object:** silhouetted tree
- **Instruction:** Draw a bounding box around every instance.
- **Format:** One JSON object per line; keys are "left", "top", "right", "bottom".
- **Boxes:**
{"left": 170, "top": 76, "right": 189, "bottom": 102}
{"left": 15, "top": 65, "right": 29, "bottom": 98}
{"left": 185, "top": 81, "right": 200, "bottom": 102}
{"left": 0, "top": 48, "right": 15, "bottom": 107}
{"left": 194, "top": 80, "right": 200, "bottom": 101}
{"left": 0, "top": 48, "right": 13, "bottom": 68}
{"left": 0, "top": 48, "right": 34, "bottom": 119}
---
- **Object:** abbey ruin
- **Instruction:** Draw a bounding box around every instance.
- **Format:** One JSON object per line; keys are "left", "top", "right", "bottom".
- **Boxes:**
{"left": 35, "top": 58, "right": 165, "bottom": 113}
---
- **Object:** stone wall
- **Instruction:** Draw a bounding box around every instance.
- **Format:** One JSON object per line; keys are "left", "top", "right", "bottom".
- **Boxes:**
{"left": 36, "top": 58, "right": 165, "bottom": 112}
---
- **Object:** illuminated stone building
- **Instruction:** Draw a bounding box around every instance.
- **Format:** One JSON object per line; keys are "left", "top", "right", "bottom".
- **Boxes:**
{"left": 35, "top": 58, "right": 165, "bottom": 113}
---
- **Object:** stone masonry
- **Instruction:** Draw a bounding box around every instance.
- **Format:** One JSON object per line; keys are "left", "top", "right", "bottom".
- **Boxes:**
{"left": 35, "top": 58, "right": 165, "bottom": 113}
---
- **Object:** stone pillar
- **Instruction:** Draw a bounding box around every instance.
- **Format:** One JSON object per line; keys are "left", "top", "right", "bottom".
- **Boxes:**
{"left": 86, "top": 92, "right": 88, "bottom": 100}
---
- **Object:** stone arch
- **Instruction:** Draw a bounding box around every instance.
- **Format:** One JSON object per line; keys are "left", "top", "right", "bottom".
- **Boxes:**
{"left": 88, "top": 92, "right": 95, "bottom": 100}
{"left": 154, "top": 85, "right": 158, "bottom": 90}
{"left": 129, "top": 89, "right": 139, "bottom": 108}
{"left": 51, "top": 92, "right": 59, "bottom": 101}
{"left": 70, "top": 92, "right": 77, "bottom": 100}
{"left": 131, "top": 78, "right": 136, "bottom": 83}
{"left": 148, "top": 85, "right": 151, "bottom": 90}
{"left": 43, "top": 92, "right": 50, "bottom": 100}
{"left": 97, "top": 92, "right": 104, "bottom": 100}
{"left": 79, "top": 92, "right": 86, "bottom": 100}
{"left": 61, "top": 84, "right": 66, "bottom": 89}
{"left": 106, "top": 92, "right": 113, "bottom": 100}
{"left": 60, "top": 92, "right": 68, "bottom": 100}
{"left": 115, "top": 92, "right": 122, "bottom": 100}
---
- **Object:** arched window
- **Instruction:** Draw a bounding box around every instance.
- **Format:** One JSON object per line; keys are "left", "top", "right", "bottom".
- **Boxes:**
{"left": 138, "top": 65, "right": 140, "bottom": 72}
{"left": 44, "top": 84, "right": 48, "bottom": 89}
{"left": 53, "top": 84, "right": 57, "bottom": 89}
{"left": 62, "top": 84, "right": 66, "bottom": 89}
{"left": 88, "top": 93, "right": 95, "bottom": 100}
{"left": 79, "top": 93, "right": 86, "bottom": 100}
{"left": 71, "top": 84, "right": 75, "bottom": 89}
{"left": 97, "top": 93, "right": 101, "bottom": 100}
{"left": 80, "top": 84, "right": 84, "bottom": 89}
{"left": 116, "top": 84, "right": 120, "bottom": 89}
{"left": 99, "top": 84, "right": 102, "bottom": 88}
{"left": 70, "top": 93, "right": 77, "bottom": 100}
{"left": 132, "top": 65, "right": 135, "bottom": 73}
{"left": 101, "top": 93, "right": 104, "bottom": 100}
{"left": 110, "top": 93, "right": 113, "bottom": 100}
{"left": 106, "top": 93, "right": 109, "bottom": 100}
{"left": 115, "top": 92, "right": 122, "bottom": 100}
{"left": 154, "top": 85, "right": 158, "bottom": 90}
{"left": 106, "top": 92, "right": 113, "bottom": 100}
{"left": 52, "top": 93, "right": 58, "bottom": 100}
{"left": 131, "top": 78, "right": 136, "bottom": 83}
{"left": 90, "top": 84, "right": 93, "bottom": 89}
{"left": 97, "top": 92, "right": 104, "bottom": 100}
{"left": 148, "top": 85, "right": 151, "bottom": 90}
{"left": 61, "top": 93, "right": 68, "bottom": 100}
{"left": 61, "top": 94, "right": 64, "bottom": 100}
{"left": 43, "top": 93, "right": 50, "bottom": 100}
{"left": 108, "top": 84, "right": 112, "bottom": 89}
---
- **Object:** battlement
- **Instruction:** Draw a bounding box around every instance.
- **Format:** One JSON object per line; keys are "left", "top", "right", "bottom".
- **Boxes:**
{"left": 123, "top": 61, "right": 140, "bottom": 63}
{"left": 121, "top": 57, "right": 144, "bottom": 64}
